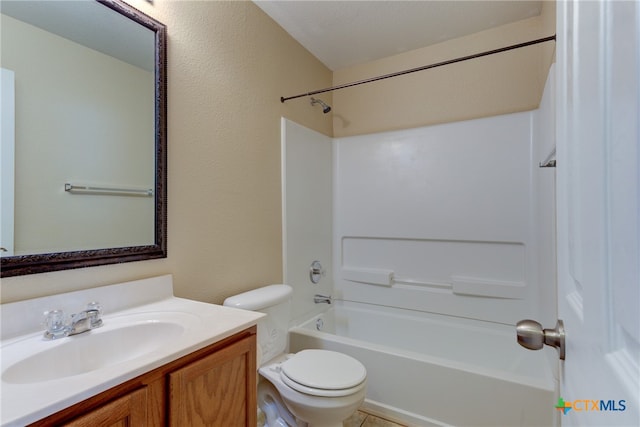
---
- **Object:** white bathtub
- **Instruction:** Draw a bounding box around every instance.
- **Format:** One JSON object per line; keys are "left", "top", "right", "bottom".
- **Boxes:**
{"left": 289, "top": 301, "right": 558, "bottom": 427}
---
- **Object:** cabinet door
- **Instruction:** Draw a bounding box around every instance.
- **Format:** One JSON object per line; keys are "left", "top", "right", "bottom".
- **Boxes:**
{"left": 63, "top": 387, "right": 148, "bottom": 427}
{"left": 169, "top": 335, "right": 256, "bottom": 427}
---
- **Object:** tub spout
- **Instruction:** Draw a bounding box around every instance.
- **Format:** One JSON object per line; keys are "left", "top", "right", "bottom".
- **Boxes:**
{"left": 314, "top": 294, "right": 332, "bottom": 304}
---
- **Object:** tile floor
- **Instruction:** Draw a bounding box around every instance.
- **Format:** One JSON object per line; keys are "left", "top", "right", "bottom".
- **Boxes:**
{"left": 257, "top": 408, "right": 407, "bottom": 427}
{"left": 343, "top": 409, "right": 407, "bottom": 427}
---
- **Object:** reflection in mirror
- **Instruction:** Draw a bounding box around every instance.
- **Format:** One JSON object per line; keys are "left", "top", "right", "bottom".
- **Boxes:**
{"left": 0, "top": 0, "right": 166, "bottom": 277}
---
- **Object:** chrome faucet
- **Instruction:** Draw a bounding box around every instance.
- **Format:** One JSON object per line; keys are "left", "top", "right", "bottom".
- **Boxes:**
{"left": 313, "top": 294, "right": 332, "bottom": 304}
{"left": 43, "top": 302, "right": 103, "bottom": 340}
{"left": 69, "top": 307, "right": 103, "bottom": 335}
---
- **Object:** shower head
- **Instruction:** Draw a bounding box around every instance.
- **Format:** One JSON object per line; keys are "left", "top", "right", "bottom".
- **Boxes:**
{"left": 310, "top": 97, "right": 331, "bottom": 114}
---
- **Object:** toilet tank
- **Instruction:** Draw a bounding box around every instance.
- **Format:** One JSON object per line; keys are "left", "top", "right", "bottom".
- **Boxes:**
{"left": 223, "top": 285, "right": 292, "bottom": 365}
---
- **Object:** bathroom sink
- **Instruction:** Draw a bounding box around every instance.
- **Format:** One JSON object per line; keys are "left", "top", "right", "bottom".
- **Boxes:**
{"left": 2, "top": 312, "right": 195, "bottom": 384}
{"left": 0, "top": 275, "right": 266, "bottom": 427}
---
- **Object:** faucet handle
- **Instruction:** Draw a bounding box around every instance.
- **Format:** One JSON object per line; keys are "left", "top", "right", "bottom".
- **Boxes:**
{"left": 310, "top": 261, "right": 326, "bottom": 284}
{"left": 86, "top": 302, "right": 103, "bottom": 328}
{"left": 43, "top": 309, "right": 70, "bottom": 339}
{"left": 86, "top": 301, "right": 102, "bottom": 314}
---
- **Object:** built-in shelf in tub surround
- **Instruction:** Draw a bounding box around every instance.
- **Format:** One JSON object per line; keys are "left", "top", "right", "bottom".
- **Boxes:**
{"left": 0, "top": 275, "right": 264, "bottom": 426}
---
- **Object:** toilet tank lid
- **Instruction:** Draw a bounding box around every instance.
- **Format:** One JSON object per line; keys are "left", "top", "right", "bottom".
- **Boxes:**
{"left": 223, "top": 284, "right": 292, "bottom": 311}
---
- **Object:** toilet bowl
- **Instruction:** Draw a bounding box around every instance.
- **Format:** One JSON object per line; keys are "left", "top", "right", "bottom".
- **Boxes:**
{"left": 258, "top": 380, "right": 298, "bottom": 427}
{"left": 224, "top": 285, "right": 367, "bottom": 427}
{"left": 259, "top": 350, "right": 366, "bottom": 427}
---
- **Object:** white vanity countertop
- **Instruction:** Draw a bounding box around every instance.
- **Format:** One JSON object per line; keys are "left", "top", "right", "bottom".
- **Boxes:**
{"left": 0, "top": 275, "right": 264, "bottom": 426}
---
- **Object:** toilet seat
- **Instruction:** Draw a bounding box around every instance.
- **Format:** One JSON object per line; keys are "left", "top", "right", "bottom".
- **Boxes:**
{"left": 280, "top": 349, "right": 367, "bottom": 397}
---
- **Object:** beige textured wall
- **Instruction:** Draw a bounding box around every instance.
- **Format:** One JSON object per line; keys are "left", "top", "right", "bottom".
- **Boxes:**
{"left": 1, "top": 1, "right": 555, "bottom": 305}
{"left": 0, "top": 1, "right": 332, "bottom": 304}
{"left": 332, "top": 1, "right": 555, "bottom": 137}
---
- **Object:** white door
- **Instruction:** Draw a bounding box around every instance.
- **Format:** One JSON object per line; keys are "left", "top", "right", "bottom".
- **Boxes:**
{"left": 555, "top": 0, "right": 639, "bottom": 425}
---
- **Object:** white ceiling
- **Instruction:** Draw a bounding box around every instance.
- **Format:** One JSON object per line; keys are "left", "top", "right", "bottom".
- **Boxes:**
{"left": 253, "top": 0, "right": 543, "bottom": 70}
{"left": 2, "top": 0, "right": 155, "bottom": 71}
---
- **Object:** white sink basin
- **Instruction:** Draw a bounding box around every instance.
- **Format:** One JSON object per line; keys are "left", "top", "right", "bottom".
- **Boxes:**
{"left": 0, "top": 275, "right": 264, "bottom": 427}
{"left": 2, "top": 312, "right": 196, "bottom": 384}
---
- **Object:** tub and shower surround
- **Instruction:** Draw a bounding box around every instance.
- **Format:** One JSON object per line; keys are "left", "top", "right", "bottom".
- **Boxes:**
{"left": 282, "top": 106, "right": 553, "bottom": 325}
{"left": 281, "top": 118, "right": 334, "bottom": 325}
{"left": 333, "top": 105, "right": 554, "bottom": 326}
{"left": 281, "top": 67, "right": 558, "bottom": 426}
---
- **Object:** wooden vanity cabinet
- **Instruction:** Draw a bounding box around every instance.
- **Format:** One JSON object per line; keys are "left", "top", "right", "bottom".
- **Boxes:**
{"left": 63, "top": 387, "right": 149, "bottom": 427}
{"left": 169, "top": 330, "right": 255, "bottom": 426}
{"left": 29, "top": 326, "right": 257, "bottom": 427}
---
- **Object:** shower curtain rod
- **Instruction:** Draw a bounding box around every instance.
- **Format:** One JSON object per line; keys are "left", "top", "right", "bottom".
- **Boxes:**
{"left": 280, "top": 35, "right": 556, "bottom": 103}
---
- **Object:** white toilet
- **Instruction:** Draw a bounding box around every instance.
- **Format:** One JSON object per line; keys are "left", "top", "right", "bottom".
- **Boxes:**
{"left": 223, "top": 285, "right": 367, "bottom": 427}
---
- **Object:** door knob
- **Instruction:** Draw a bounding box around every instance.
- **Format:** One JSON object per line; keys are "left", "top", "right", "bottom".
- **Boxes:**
{"left": 516, "top": 319, "right": 565, "bottom": 360}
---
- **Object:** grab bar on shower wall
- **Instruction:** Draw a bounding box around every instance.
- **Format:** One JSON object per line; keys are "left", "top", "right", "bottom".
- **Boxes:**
{"left": 64, "top": 183, "right": 153, "bottom": 197}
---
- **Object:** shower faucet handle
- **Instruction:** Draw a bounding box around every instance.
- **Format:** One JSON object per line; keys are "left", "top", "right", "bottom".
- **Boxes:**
{"left": 309, "top": 261, "right": 326, "bottom": 284}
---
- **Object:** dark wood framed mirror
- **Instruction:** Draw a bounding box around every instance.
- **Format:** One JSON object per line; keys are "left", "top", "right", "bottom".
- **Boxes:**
{"left": 0, "top": 0, "right": 167, "bottom": 277}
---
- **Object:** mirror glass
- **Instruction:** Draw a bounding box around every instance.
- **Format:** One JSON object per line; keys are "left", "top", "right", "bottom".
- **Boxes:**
{"left": 0, "top": 0, "right": 167, "bottom": 277}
